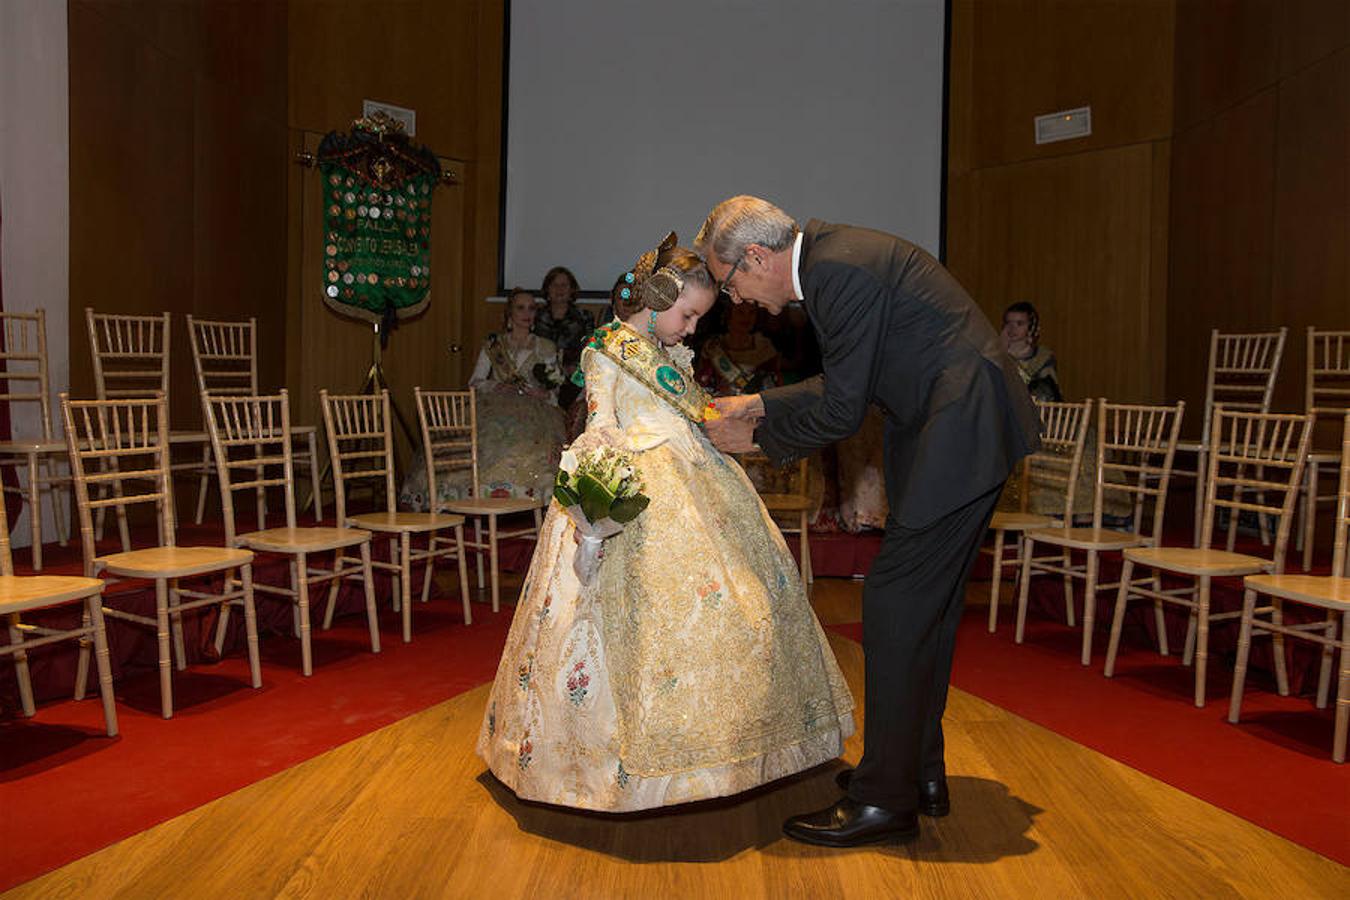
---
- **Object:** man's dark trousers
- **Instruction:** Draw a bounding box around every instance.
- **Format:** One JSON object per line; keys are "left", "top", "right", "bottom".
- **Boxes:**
{"left": 846, "top": 481, "right": 1002, "bottom": 812}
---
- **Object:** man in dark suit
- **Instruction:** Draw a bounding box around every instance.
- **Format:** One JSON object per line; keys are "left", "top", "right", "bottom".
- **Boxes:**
{"left": 697, "top": 196, "right": 1039, "bottom": 847}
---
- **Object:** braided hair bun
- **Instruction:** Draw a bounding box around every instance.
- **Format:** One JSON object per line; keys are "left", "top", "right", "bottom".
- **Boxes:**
{"left": 614, "top": 231, "right": 713, "bottom": 319}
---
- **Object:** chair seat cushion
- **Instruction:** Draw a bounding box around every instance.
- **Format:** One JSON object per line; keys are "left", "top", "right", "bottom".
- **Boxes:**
{"left": 97, "top": 546, "right": 254, "bottom": 579}
{"left": 241, "top": 526, "right": 370, "bottom": 553}
{"left": 348, "top": 511, "right": 465, "bottom": 533}
{"left": 0, "top": 575, "right": 104, "bottom": 614}
{"left": 1245, "top": 574, "right": 1350, "bottom": 609}
{"left": 443, "top": 497, "right": 543, "bottom": 515}
{"left": 991, "top": 512, "right": 1056, "bottom": 532}
{"left": 1027, "top": 527, "right": 1146, "bottom": 550}
{"left": 1123, "top": 546, "right": 1268, "bottom": 576}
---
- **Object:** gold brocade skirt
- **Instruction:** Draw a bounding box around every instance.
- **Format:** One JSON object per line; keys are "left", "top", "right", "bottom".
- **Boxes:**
{"left": 476, "top": 440, "right": 854, "bottom": 812}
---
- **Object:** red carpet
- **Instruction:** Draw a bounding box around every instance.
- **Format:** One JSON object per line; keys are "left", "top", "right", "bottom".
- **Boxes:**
{"left": 827, "top": 611, "right": 1350, "bottom": 865}
{"left": 0, "top": 598, "right": 512, "bottom": 892}
{"left": 5, "top": 517, "right": 1347, "bottom": 889}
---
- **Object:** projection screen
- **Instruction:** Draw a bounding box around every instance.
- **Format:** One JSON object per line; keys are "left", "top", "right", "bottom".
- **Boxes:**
{"left": 502, "top": 0, "right": 947, "bottom": 293}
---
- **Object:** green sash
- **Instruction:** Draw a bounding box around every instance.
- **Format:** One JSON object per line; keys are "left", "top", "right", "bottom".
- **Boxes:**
{"left": 584, "top": 321, "right": 718, "bottom": 424}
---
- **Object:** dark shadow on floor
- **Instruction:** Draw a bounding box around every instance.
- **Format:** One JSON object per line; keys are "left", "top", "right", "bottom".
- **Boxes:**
{"left": 480, "top": 764, "right": 1042, "bottom": 864}
{"left": 0, "top": 721, "right": 119, "bottom": 781}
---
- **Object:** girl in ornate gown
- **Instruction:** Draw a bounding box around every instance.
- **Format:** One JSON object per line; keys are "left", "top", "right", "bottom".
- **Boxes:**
{"left": 477, "top": 234, "right": 854, "bottom": 812}
{"left": 402, "top": 289, "right": 565, "bottom": 509}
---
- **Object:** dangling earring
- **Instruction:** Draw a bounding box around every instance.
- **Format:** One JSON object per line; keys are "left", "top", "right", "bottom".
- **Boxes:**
{"left": 648, "top": 311, "right": 658, "bottom": 336}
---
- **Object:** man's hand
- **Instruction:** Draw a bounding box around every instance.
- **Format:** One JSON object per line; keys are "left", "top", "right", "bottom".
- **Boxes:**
{"left": 712, "top": 394, "right": 765, "bottom": 420}
{"left": 705, "top": 414, "right": 760, "bottom": 454}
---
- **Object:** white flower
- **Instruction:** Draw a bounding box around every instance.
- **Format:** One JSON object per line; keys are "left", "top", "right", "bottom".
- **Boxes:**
{"left": 668, "top": 343, "right": 694, "bottom": 372}
{"left": 560, "top": 449, "right": 579, "bottom": 474}
{"left": 617, "top": 466, "right": 634, "bottom": 480}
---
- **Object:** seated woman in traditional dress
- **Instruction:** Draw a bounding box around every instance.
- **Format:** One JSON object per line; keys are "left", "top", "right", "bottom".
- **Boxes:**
{"left": 996, "top": 301, "right": 1126, "bottom": 524}
{"left": 401, "top": 289, "right": 565, "bottom": 510}
{"left": 532, "top": 265, "right": 595, "bottom": 410}
{"left": 1001, "top": 301, "right": 1062, "bottom": 402}
{"left": 477, "top": 233, "right": 853, "bottom": 812}
{"left": 695, "top": 299, "right": 782, "bottom": 395}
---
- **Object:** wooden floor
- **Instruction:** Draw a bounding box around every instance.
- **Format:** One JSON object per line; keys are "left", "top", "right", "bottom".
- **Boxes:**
{"left": 8, "top": 580, "right": 1347, "bottom": 899}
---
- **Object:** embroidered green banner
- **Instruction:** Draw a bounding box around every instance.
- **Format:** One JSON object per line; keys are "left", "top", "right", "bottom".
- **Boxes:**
{"left": 317, "top": 114, "right": 440, "bottom": 324}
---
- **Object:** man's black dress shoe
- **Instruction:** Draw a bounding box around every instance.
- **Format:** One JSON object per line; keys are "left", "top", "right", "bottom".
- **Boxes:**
{"left": 782, "top": 797, "right": 920, "bottom": 847}
{"left": 833, "top": 769, "right": 951, "bottom": 818}
{"left": 917, "top": 778, "right": 950, "bottom": 817}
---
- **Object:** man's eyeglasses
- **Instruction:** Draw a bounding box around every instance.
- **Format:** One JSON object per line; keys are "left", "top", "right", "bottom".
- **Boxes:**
{"left": 716, "top": 251, "right": 746, "bottom": 297}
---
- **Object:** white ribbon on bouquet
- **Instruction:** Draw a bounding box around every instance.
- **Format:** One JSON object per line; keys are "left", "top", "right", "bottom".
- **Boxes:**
{"left": 563, "top": 505, "right": 625, "bottom": 584}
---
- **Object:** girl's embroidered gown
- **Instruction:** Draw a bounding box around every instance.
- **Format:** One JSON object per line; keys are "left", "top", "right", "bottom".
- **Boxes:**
{"left": 477, "top": 324, "right": 854, "bottom": 812}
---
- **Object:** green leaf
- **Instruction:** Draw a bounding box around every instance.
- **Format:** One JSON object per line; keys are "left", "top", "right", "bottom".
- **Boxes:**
{"left": 553, "top": 484, "right": 580, "bottom": 507}
{"left": 576, "top": 473, "right": 615, "bottom": 523}
{"left": 608, "top": 494, "right": 650, "bottom": 524}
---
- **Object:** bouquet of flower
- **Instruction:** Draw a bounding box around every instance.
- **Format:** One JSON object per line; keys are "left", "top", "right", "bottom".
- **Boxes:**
{"left": 554, "top": 445, "right": 650, "bottom": 584}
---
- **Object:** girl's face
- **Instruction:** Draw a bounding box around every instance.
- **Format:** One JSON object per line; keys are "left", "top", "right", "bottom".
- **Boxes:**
{"left": 509, "top": 293, "right": 537, "bottom": 331}
{"left": 1002, "top": 312, "right": 1031, "bottom": 346}
{"left": 650, "top": 283, "right": 716, "bottom": 347}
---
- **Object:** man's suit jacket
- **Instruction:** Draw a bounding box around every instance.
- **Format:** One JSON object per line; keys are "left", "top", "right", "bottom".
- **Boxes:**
{"left": 755, "top": 220, "right": 1040, "bottom": 529}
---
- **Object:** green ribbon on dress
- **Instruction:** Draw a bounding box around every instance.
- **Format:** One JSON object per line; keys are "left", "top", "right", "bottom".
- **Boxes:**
{"left": 583, "top": 321, "right": 718, "bottom": 425}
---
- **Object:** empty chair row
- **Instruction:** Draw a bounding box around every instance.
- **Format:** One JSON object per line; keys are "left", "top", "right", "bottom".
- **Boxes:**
{"left": 989, "top": 396, "right": 1349, "bottom": 762}
{"left": 4, "top": 387, "right": 547, "bottom": 735}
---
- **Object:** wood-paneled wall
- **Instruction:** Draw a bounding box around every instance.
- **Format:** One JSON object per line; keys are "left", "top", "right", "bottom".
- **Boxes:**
{"left": 285, "top": 0, "right": 504, "bottom": 469}
{"left": 69, "top": 0, "right": 505, "bottom": 483}
{"left": 946, "top": 0, "right": 1175, "bottom": 404}
{"left": 68, "top": 0, "right": 1346, "bottom": 463}
{"left": 1167, "top": 0, "right": 1349, "bottom": 421}
{"left": 68, "top": 0, "right": 289, "bottom": 428}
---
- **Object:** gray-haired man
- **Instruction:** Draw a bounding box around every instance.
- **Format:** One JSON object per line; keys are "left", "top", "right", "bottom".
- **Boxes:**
{"left": 698, "top": 195, "right": 1038, "bottom": 847}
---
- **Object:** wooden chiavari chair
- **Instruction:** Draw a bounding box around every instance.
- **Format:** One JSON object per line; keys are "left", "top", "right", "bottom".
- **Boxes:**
{"left": 756, "top": 456, "right": 815, "bottom": 589}
{"left": 85, "top": 308, "right": 217, "bottom": 548}
{"left": 1230, "top": 411, "right": 1350, "bottom": 762}
{"left": 986, "top": 399, "right": 1093, "bottom": 633}
{"left": 86, "top": 308, "right": 171, "bottom": 550}
{"left": 1175, "top": 328, "right": 1287, "bottom": 547}
{"left": 1105, "top": 407, "right": 1312, "bottom": 707}
{"left": 187, "top": 315, "right": 324, "bottom": 526}
{"left": 85, "top": 309, "right": 172, "bottom": 400}
{"left": 410, "top": 389, "right": 483, "bottom": 623}
{"left": 203, "top": 390, "right": 379, "bottom": 676}
{"left": 1017, "top": 400, "right": 1186, "bottom": 665}
{"left": 0, "top": 309, "right": 70, "bottom": 569}
{"left": 61, "top": 392, "right": 260, "bottom": 718}
{"left": 425, "top": 389, "right": 545, "bottom": 612}
{"left": 321, "top": 389, "right": 468, "bottom": 642}
{"left": 0, "top": 476, "right": 116, "bottom": 735}
{"left": 1296, "top": 328, "right": 1350, "bottom": 571}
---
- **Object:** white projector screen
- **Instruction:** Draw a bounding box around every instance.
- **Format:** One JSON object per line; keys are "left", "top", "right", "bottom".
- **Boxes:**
{"left": 502, "top": 0, "right": 947, "bottom": 294}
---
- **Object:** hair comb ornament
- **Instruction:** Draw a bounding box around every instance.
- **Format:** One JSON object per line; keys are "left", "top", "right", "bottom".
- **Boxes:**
{"left": 639, "top": 230, "right": 684, "bottom": 311}
{"left": 653, "top": 265, "right": 685, "bottom": 292}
